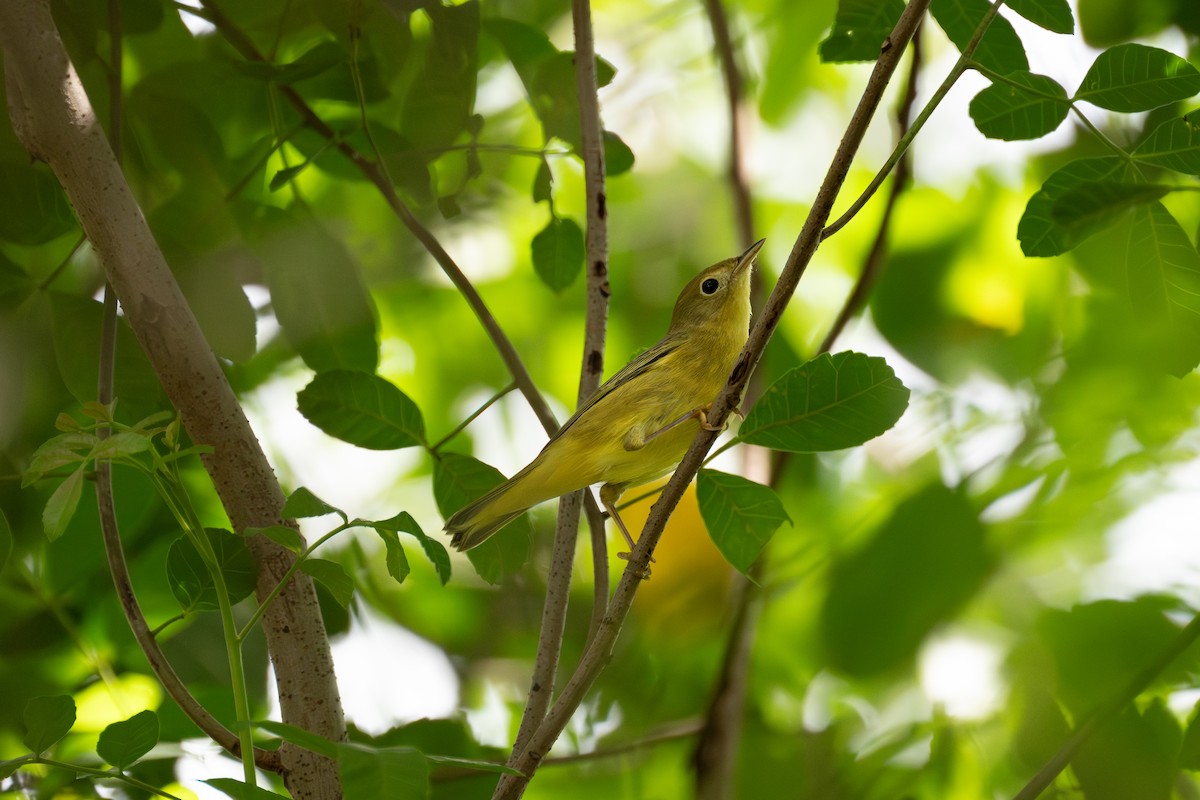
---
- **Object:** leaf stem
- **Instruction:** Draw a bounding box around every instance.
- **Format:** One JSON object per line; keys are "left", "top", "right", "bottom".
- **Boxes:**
{"left": 823, "top": 0, "right": 1009, "bottom": 240}
{"left": 430, "top": 381, "right": 517, "bottom": 453}
{"left": 29, "top": 757, "right": 183, "bottom": 799}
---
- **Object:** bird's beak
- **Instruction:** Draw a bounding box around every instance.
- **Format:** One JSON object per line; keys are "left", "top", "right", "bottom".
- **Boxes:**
{"left": 735, "top": 238, "right": 766, "bottom": 274}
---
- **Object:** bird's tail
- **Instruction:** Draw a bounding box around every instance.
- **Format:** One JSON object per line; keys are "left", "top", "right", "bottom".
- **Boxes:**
{"left": 443, "top": 461, "right": 550, "bottom": 551}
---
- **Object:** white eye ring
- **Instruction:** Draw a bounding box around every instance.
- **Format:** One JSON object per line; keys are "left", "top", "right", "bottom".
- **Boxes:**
{"left": 701, "top": 278, "right": 720, "bottom": 295}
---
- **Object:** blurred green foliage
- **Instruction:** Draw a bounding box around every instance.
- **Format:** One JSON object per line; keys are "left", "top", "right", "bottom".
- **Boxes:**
{"left": 1, "top": 0, "right": 1200, "bottom": 797}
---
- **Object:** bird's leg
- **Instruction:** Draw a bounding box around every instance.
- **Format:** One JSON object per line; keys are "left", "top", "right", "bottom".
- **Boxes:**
{"left": 639, "top": 403, "right": 742, "bottom": 446}
{"left": 599, "top": 484, "right": 653, "bottom": 576}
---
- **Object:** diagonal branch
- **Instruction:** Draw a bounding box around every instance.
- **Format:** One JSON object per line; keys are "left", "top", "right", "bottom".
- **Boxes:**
{"left": 196, "top": 0, "right": 559, "bottom": 436}
{"left": 491, "top": 2, "right": 931, "bottom": 797}
{"left": 0, "top": 2, "right": 344, "bottom": 794}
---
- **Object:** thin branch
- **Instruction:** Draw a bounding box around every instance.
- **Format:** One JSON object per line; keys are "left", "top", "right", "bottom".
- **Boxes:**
{"left": 430, "top": 381, "right": 517, "bottom": 453}
{"left": 196, "top": 0, "right": 559, "bottom": 437}
{"left": 506, "top": 0, "right": 613, "bottom": 774}
{"left": 692, "top": 1, "right": 759, "bottom": 796}
{"left": 492, "top": 3, "right": 930, "bottom": 797}
{"left": 819, "top": 28, "right": 922, "bottom": 355}
{"left": 0, "top": 2, "right": 344, "bottom": 791}
{"left": 1013, "top": 612, "right": 1200, "bottom": 800}
{"left": 823, "top": 0, "right": 1009, "bottom": 240}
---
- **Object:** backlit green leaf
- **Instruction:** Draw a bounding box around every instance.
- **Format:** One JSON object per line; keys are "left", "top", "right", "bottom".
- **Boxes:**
{"left": 42, "top": 467, "right": 84, "bottom": 542}
{"left": 259, "top": 225, "right": 378, "bottom": 374}
{"left": 604, "top": 130, "right": 635, "bottom": 177}
{"left": 821, "top": 484, "right": 991, "bottom": 676}
{"left": 0, "top": 164, "right": 76, "bottom": 245}
{"left": 167, "top": 529, "right": 258, "bottom": 614}
{"left": 300, "top": 558, "right": 355, "bottom": 607}
{"left": 97, "top": 710, "right": 159, "bottom": 770}
{"left": 1006, "top": 0, "right": 1074, "bottom": 33}
{"left": 1018, "top": 157, "right": 1135, "bottom": 256}
{"left": 283, "top": 486, "right": 345, "bottom": 520}
{"left": 374, "top": 528, "right": 411, "bottom": 584}
{"left": 252, "top": 720, "right": 338, "bottom": 758}
{"left": 969, "top": 72, "right": 1069, "bottom": 140}
{"left": 1133, "top": 108, "right": 1200, "bottom": 175}
{"left": 819, "top": 0, "right": 905, "bottom": 63}
{"left": 374, "top": 511, "right": 451, "bottom": 585}
{"left": 22, "top": 695, "right": 75, "bottom": 754}
{"left": 0, "top": 509, "right": 10, "bottom": 572}
{"left": 697, "top": 469, "right": 791, "bottom": 575}
{"left": 1124, "top": 202, "right": 1200, "bottom": 375}
{"left": 297, "top": 370, "right": 426, "bottom": 450}
{"left": 203, "top": 778, "right": 292, "bottom": 800}
{"left": 433, "top": 453, "right": 530, "bottom": 584}
{"left": 24, "top": 432, "right": 95, "bottom": 487}
{"left": 248, "top": 525, "right": 306, "bottom": 554}
{"left": 531, "top": 216, "right": 584, "bottom": 293}
{"left": 740, "top": 351, "right": 910, "bottom": 452}
{"left": 932, "top": 0, "right": 1029, "bottom": 76}
{"left": 1075, "top": 43, "right": 1200, "bottom": 112}
{"left": 338, "top": 745, "right": 429, "bottom": 800}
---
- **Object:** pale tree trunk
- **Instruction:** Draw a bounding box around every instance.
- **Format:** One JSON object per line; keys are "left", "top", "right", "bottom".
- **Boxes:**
{"left": 0, "top": 1, "right": 345, "bottom": 796}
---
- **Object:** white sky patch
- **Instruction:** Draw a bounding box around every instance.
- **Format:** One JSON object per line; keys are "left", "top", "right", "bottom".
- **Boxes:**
{"left": 174, "top": 0, "right": 215, "bottom": 36}
{"left": 919, "top": 632, "right": 1007, "bottom": 720}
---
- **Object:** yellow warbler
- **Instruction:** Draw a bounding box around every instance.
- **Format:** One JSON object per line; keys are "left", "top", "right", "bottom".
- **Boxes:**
{"left": 445, "top": 239, "right": 764, "bottom": 553}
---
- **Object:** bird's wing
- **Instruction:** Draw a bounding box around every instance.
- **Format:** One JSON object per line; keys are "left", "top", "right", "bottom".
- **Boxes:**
{"left": 549, "top": 334, "right": 684, "bottom": 443}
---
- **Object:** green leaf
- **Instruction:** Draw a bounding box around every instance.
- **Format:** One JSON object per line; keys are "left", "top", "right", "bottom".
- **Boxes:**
{"left": 432, "top": 453, "right": 531, "bottom": 584}
{"left": 1038, "top": 599, "right": 1197, "bottom": 715}
{"left": 931, "top": 0, "right": 1029, "bottom": 76}
{"left": 1050, "top": 181, "right": 1171, "bottom": 236}
{"left": 740, "top": 351, "right": 910, "bottom": 452}
{"left": 24, "top": 432, "right": 95, "bottom": 486}
{"left": 234, "top": 41, "right": 347, "bottom": 85}
{"left": 269, "top": 163, "right": 309, "bottom": 192}
{"left": 203, "top": 778, "right": 292, "bottom": 800}
{"left": 23, "top": 695, "right": 76, "bottom": 754}
{"left": 283, "top": 486, "right": 345, "bottom": 520}
{"left": 1006, "top": 0, "right": 1074, "bottom": 33}
{"left": 97, "top": 710, "right": 159, "bottom": 770}
{"left": 0, "top": 163, "right": 76, "bottom": 245}
{"left": 297, "top": 370, "right": 426, "bottom": 450}
{"left": 259, "top": 224, "right": 378, "bottom": 374}
{"left": 532, "top": 159, "right": 553, "bottom": 203}
{"left": 1124, "top": 202, "right": 1200, "bottom": 375}
{"left": 696, "top": 469, "right": 791, "bottom": 575}
{"left": 42, "top": 467, "right": 84, "bottom": 542}
{"left": 0, "top": 508, "right": 11, "bottom": 572}
{"left": 423, "top": 754, "right": 521, "bottom": 775}
{"left": 603, "top": 130, "right": 635, "bottom": 177}
{"left": 402, "top": 2, "right": 479, "bottom": 150}
{"left": 248, "top": 525, "right": 306, "bottom": 554}
{"left": 300, "top": 558, "right": 355, "bottom": 607}
{"left": 373, "top": 511, "right": 451, "bottom": 585}
{"left": 1017, "top": 157, "right": 1135, "bottom": 257}
{"left": 1074, "top": 703, "right": 1178, "bottom": 800}
{"left": 90, "top": 431, "right": 152, "bottom": 461}
{"left": 1132, "top": 108, "right": 1200, "bottom": 175}
{"left": 821, "top": 484, "right": 992, "bottom": 676}
{"left": 819, "top": 0, "right": 906, "bottom": 63}
{"left": 338, "top": 745, "right": 430, "bottom": 800}
{"left": 166, "top": 529, "right": 258, "bottom": 614}
{"left": 1075, "top": 44, "right": 1200, "bottom": 112}
{"left": 252, "top": 720, "right": 339, "bottom": 758}
{"left": 531, "top": 216, "right": 585, "bottom": 292}
{"left": 374, "top": 528, "right": 411, "bottom": 584}
{"left": 969, "top": 72, "right": 1069, "bottom": 140}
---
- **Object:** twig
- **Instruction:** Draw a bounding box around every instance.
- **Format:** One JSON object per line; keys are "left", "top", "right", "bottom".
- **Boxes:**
{"left": 692, "top": 1, "right": 759, "bottom": 796}
{"left": 430, "top": 381, "right": 517, "bottom": 453}
{"left": 492, "top": 3, "right": 930, "bottom": 797}
{"left": 823, "top": 0, "right": 1009, "bottom": 240}
{"left": 0, "top": 2, "right": 343, "bottom": 791}
{"left": 1013, "top": 612, "right": 1200, "bottom": 800}
{"left": 90, "top": 22, "right": 278, "bottom": 760}
{"left": 195, "top": 0, "right": 559, "bottom": 437}
{"left": 506, "top": 0, "right": 613, "bottom": 775}
{"left": 819, "top": 27, "right": 922, "bottom": 355}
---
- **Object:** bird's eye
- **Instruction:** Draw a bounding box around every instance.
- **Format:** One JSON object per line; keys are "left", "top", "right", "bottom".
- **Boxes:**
{"left": 701, "top": 278, "right": 720, "bottom": 295}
